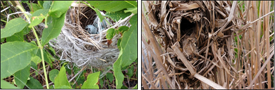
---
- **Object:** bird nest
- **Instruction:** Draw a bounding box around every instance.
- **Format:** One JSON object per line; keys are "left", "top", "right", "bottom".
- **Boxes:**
{"left": 49, "top": 4, "right": 123, "bottom": 69}
{"left": 143, "top": 1, "right": 236, "bottom": 88}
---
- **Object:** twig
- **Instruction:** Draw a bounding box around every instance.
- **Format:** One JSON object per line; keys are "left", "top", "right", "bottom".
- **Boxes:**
{"left": 1, "top": 6, "right": 10, "bottom": 12}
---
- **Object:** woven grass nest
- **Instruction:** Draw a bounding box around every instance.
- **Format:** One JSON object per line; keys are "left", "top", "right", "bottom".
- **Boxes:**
{"left": 49, "top": 4, "right": 126, "bottom": 69}
{"left": 143, "top": 1, "right": 238, "bottom": 89}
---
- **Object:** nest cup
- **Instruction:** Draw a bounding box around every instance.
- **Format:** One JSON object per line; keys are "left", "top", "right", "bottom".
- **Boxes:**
{"left": 49, "top": 4, "right": 121, "bottom": 69}
{"left": 144, "top": 1, "right": 235, "bottom": 88}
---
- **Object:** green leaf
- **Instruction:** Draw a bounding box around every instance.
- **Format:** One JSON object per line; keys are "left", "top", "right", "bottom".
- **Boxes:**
{"left": 41, "top": 13, "right": 65, "bottom": 46}
{"left": 29, "top": 9, "right": 49, "bottom": 27}
{"left": 1, "top": 42, "right": 38, "bottom": 79}
{"left": 133, "top": 84, "right": 137, "bottom": 89}
{"left": 36, "top": 50, "right": 52, "bottom": 67}
{"left": 120, "top": 14, "right": 137, "bottom": 68}
{"left": 21, "top": 1, "right": 28, "bottom": 3}
{"left": 124, "top": 7, "right": 137, "bottom": 14}
{"left": 48, "top": 45, "right": 56, "bottom": 55}
{"left": 88, "top": 1, "right": 136, "bottom": 12}
{"left": 31, "top": 56, "right": 42, "bottom": 65}
{"left": 30, "top": 61, "right": 38, "bottom": 75}
{"left": 49, "top": 69, "right": 59, "bottom": 82}
{"left": 72, "top": 67, "right": 86, "bottom": 86}
{"left": 49, "top": 85, "right": 54, "bottom": 89}
{"left": 113, "top": 54, "right": 124, "bottom": 89}
{"left": 27, "top": 3, "right": 43, "bottom": 13}
{"left": 31, "top": 61, "right": 37, "bottom": 70}
{"left": 113, "top": 14, "right": 137, "bottom": 89}
{"left": 43, "top": 1, "right": 52, "bottom": 9}
{"left": 38, "top": 1, "right": 44, "bottom": 8}
{"left": 99, "top": 79, "right": 104, "bottom": 88}
{"left": 26, "top": 77, "right": 43, "bottom": 89}
{"left": 1, "top": 38, "right": 5, "bottom": 43}
{"left": 117, "top": 38, "right": 122, "bottom": 49}
{"left": 125, "top": 1, "right": 137, "bottom": 7}
{"left": 106, "top": 10, "right": 131, "bottom": 22}
{"left": 118, "top": 26, "right": 130, "bottom": 33}
{"left": 106, "top": 28, "right": 115, "bottom": 40}
{"left": 54, "top": 65, "right": 71, "bottom": 89}
{"left": 57, "top": 85, "right": 73, "bottom": 89}
{"left": 121, "top": 85, "right": 128, "bottom": 89}
{"left": 127, "top": 66, "right": 133, "bottom": 78}
{"left": 6, "top": 27, "right": 31, "bottom": 42}
{"left": 1, "top": 18, "right": 28, "bottom": 39}
{"left": 81, "top": 71, "right": 100, "bottom": 89}
{"left": 49, "top": 1, "right": 73, "bottom": 18}
{"left": 14, "top": 65, "right": 30, "bottom": 89}
{"left": 106, "top": 73, "right": 114, "bottom": 83}
{"left": 1, "top": 80, "right": 19, "bottom": 89}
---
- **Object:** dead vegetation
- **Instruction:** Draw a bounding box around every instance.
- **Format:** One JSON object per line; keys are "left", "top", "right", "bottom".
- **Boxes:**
{"left": 142, "top": 1, "right": 274, "bottom": 89}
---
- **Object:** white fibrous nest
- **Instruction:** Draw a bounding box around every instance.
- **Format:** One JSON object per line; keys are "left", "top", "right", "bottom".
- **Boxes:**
{"left": 49, "top": 5, "right": 131, "bottom": 69}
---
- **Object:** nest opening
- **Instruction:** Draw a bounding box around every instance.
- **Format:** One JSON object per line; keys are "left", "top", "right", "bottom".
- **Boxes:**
{"left": 143, "top": 1, "right": 237, "bottom": 88}
{"left": 180, "top": 18, "right": 196, "bottom": 36}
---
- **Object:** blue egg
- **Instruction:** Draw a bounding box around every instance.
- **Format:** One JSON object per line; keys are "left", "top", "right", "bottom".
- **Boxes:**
{"left": 85, "top": 25, "right": 98, "bottom": 34}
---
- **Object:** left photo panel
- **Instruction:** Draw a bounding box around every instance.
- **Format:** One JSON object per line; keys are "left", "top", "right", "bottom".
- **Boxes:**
{"left": 1, "top": 1, "right": 137, "bottom": 89}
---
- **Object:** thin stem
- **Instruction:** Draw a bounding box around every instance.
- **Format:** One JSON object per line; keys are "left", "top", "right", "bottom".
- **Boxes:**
{"left": 16, "top": 2, "right": 49, "bottom": 89}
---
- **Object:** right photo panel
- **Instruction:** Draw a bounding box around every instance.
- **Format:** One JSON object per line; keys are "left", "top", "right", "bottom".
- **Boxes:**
{"left": 142, "top": 1, "right": 274, "bottom": 89}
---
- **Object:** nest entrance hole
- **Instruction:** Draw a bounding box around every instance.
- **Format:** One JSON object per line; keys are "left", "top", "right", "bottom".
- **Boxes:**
{"left": 180, "top": 18, "right": 196, "bottom": 36}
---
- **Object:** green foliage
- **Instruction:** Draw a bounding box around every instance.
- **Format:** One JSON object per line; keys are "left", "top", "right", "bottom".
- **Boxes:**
{"left": 81, "top": 71, "right": 100, "bottom": 89}
{"left": 121, "top": 85, "right": 128, "bottom": 89}
{"left": 31, "top": 56, "right": 42, "bottom": 65}
{"left": 118, "top": 26, "right": 130, "bottom": 34}
{"left": 106, "top": 73, "right": 114, "bottom": 83}
{"left": 49, "top": 69, "right": 59, "bottom": 82}
{"left": 87, "top": 1, "right": 136, "bottom": 12}
{"left": 48, "top": 1, "right": 73, "bottom": 18}
{"left": 113, "top": 54, "right": 124, "bottom": 88}
{"left": 1, "top": 80, "right": 19, "bottom": 89}
{"left": 114, "top": 14, "right": 137, "bottom": 89}
{"left": 106, "top": 26, "right": 129, "bottom": 40}
{"left": 14, "top": 65, "right": 30, "bottom": 89}
{"left": 124, "top": 7, "right": 137, "bottom": 14}
{"left": 106, "top": 28, "right": 116, "bottom": 40}
{"left": 29, "top": 9, "right": 49, "bottom": 27}
{"left": 133, "top": 84, "right": 138, "bottom": 89}
{"left": 43, "top": 1, "right": 52, "bottom": 9}
{"left": 26, "top": 3, "right": 43, "bottom": 13}
{"left": 30, "top": 61, "right": 39, "bottom": 75}
{"left": 1, "top": 18, "right": 28, "bottom": 39}
{"left": 106, "top": 10, "right": 131, "bottom": 22}
{"left": 119, "top": 14, "right": 137, "bottom": 68}
{"left": 90, "top": 1, "right": 138, "bottom": 89}
{"left": 54, "top": 65, "right": 72, "bottom": 89}
{"left": 6, "top": 27, "right": 31, "bottom": 42}
{"left": 1, "top": 42, "right": 38, "bottom": 79}
{"left": 127, "top": 66, "right": 134, "bottom": 78}
{"left": 26, "top": 77, "right": 43, "bottom": 89}
{"left": 99, "top": 79, "right": 104, "bottom": 88}
{"left": 36, "top": 49, "right": 53, "bottom": 67}
{"left": 30, "top": 61, "right": 38, "bottom": 70}
{"left": 41, "top": 14, "right": 66, "bottom": 46}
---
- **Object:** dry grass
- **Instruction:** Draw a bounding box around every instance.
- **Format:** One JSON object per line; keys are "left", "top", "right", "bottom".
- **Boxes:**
{"left": 142, "top": 1, "right": 274, "bottom": 89}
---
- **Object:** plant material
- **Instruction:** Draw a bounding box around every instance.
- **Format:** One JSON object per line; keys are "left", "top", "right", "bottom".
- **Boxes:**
{"left": 142, "top": 1, "right": 274, "bottom": 89}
